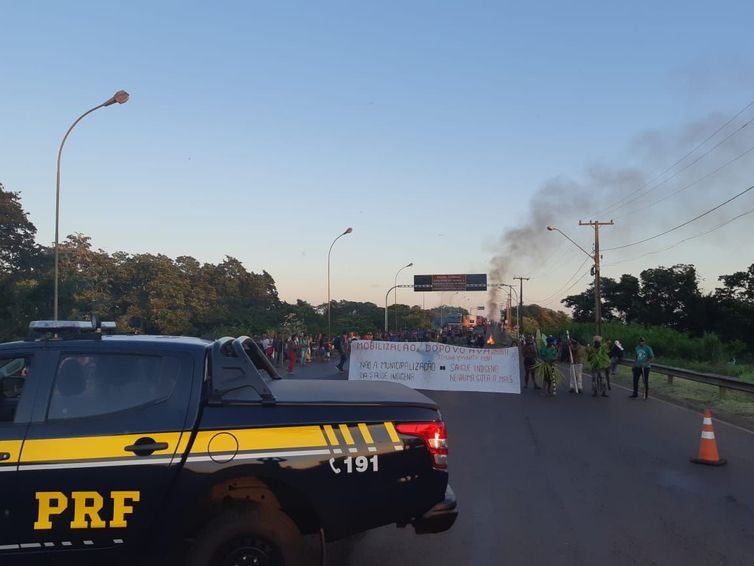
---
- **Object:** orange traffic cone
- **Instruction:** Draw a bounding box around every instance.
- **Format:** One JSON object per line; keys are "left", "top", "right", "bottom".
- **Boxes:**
{"left": 690, "top": 409, "right": 726, "bottom": 466}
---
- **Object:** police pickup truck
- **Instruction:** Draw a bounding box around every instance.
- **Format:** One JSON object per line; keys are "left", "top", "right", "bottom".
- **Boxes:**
{"left": 0, "top": 321, "right": 456, "bottom": 565}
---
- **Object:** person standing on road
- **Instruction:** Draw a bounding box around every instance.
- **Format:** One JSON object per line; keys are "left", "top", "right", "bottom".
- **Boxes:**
{"left": 587, "top": 336, "right": 610, "bottom": 397}
{"left": 334, "top": 331, "right": 349, "bottom": 373}
{"left": 568, "top": 339, "right": 583, "bottom": 394}
{"left": 539, "top": 336, "right": 559, "bottom": 396}
{"left": 300, "top": 335, "right": 310, "bottom": 366}
{"left": 286, "top": 335, "right": 299, "bottom": 375}
{"left": 522, "top": 336, "right": 540, "bottom": 390}
{"left": 608, "top": 339, "right": 624, "bottom": 389}
{"left": 318, "top": 334, "right": 327, "bottom": 361}
{"left": 630, "top": 337, "right": 655, "bottom": 400}
{"left": 273, "top": 334, "right": 283, "bottom": 367}
{"left": 262, "top": 335, "right": 273, "bottom": 360}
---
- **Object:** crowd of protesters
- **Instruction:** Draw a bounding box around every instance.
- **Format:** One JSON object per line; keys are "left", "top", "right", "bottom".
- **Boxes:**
{"left": 256, "top": 326, "right": 654, "bottom": 399}
{"left": 521, "top": 334, "right": 654, "bottom": 399}
{"left": 255, "top": 323, "right": 510, "bottom": 374}
{"left": 258, "top": 333, "right": 338, "bottom": 374}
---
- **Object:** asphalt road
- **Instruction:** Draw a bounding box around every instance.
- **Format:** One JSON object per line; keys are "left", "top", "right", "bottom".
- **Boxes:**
{"left": 293, "top": 356, "right": 754, "bottom": 566}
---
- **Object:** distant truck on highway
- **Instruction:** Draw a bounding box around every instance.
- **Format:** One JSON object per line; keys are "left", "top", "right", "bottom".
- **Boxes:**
{"left": 0, "top": 320, "right": 457, "bottom": 566}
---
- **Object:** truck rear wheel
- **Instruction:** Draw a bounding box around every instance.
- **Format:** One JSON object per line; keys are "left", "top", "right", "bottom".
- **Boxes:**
{"left": 188, "top": 506, "right": 304, "bottom": 566}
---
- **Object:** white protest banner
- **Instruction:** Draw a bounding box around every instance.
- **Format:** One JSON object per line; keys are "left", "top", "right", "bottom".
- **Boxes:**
{"left": 348, "top": 340, "right": 520, "bottom": 394}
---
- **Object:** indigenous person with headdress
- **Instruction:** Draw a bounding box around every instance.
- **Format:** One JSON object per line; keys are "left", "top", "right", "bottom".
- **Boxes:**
{"left": 539, "top": 335, "right": 559, "bottom": 396}
{"left": 608, "top": 339, "right": 624, "bottom": 388}
{"left": 586, "top": 335, "right": 610, "bottom": 397}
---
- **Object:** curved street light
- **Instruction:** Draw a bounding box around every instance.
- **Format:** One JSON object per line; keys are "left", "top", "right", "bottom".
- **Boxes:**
{"left": 393, "top": 262, "right": 413, "bottom": 331}
{"left": 54, "top": 90, "right": 130, "bottom": 320}
{"left": 546, "top": 224, "right": 602, "bottom": 335}
{"left": 546, "top": 225, "right": 592, "bottom": 259}
{"left": 498, "top": 284, "right": 519, "bottom": 335}
{"left": 327, "top": 227, "right": 353, "bottom": 339}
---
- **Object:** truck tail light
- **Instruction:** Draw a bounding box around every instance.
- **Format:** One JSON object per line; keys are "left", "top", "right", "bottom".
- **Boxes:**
{"left": 395, "top": 421, "right": 448, "bottom": 470}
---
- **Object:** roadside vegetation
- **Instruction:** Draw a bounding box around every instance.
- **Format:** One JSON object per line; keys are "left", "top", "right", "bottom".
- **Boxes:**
{"left": 610, "top": 366, "right": 754, "bottom": 428}
{"left": 545, "top": 320, "right": 754, "bottom": 427}
{"left": 555, "top": 321, "right": 753, "bottom": 380}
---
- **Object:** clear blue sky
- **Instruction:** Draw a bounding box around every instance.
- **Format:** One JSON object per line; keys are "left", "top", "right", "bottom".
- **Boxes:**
{"left": 2, "top": 1, "right": 753, "bottom": 313}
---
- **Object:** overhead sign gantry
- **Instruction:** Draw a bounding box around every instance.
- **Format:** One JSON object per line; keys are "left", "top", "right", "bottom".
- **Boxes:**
{"left": 413, "top": 274, "right": 487, "bottom": 292}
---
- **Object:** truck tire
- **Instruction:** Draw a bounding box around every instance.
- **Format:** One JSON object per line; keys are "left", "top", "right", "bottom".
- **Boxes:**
{"left": 187, "top": 506, "right": 304, "bottom": 566}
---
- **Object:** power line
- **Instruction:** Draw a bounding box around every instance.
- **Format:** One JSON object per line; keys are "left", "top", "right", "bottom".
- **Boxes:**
{"left": 537, "top": 207, "right": 754, "bottom": 302}
{"left": 603, "top": 184, "right": 754, "bottom": 252}
{"left": 527, "top": 244, "right": 582, "bottom": 280}
{"left": 535, "top": 269, "right": 591, "bottom": 308}
{"left": 604, "top": 206, "right": 754, "bottom": 267}
{"left": 532, "top": 257, "right": 590, "bottom": 304}
{"left": 561, "top": 269, "right": 591, "bottom": 295}
{"left": 596, "top": 100, "right": 754, "bottom": 215}
{"left": 614, "top": 144, "right": 754, "bottom": 220}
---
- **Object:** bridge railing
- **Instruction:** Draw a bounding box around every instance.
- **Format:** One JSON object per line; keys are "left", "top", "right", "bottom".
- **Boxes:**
{"left": 618, "top": 359, "right": 754, "bottom": 399}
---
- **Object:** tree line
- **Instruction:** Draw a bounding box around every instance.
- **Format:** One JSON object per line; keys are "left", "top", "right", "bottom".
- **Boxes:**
{"left": 561, "top": 263, "right": 754, "bottom": 357}
{"left": 4, "top": 183, "right": 751, "bottom": 351}
{"left": 0, "top": 184, "right": 484, "bottom": 339}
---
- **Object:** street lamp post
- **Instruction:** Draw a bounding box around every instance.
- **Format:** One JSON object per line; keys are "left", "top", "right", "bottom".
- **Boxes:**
{"left": 492, "top": 283, "right": 517, "bottom": 334}
{"left": 547, "top": 224, "right": 609, "bottom": 336}
{"left": 385, "top": 284, "right": 411, "bottom": 333}
{"left": 513, "top": 276, "right": 529, "bottom": 338}
{"left": 54, "top": 90, "right": 130, "bottom": 320}
{"left": 393, "top": 262, "right": 413, "bottom": 331}
{"left": 385, "top": 285, "right": 395, "bottom": 333}
{"left": 327, "top": 227, "right": 353, "bottom": 339}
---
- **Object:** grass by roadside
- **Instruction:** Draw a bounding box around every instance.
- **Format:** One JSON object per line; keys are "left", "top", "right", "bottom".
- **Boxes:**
{"left": 609, "top": 365, "right": 754, "bottom": 430}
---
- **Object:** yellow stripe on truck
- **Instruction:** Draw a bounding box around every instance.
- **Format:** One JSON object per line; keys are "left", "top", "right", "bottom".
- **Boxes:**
{"left": 172, "top": 432, "right": 190, "bottom": 461}
{"left": 21, "top": 433, "right": 180, "bottom": 463}
{"left": 0, "top": 439, "right": 23, "bottom": 465}
{"left": 358, "top": 423, "right": 374, "bottom": 444}
{"left": 191, "top": 425, "right": 328, "bottom": 454}
{"left": 17, "top": 424, "right": 364, "bottom": 466}
{"left": 384, "top": 422, "right": 401, "bottom": 443}
{"left": 323, "top": 425, "right": 339, "bottom": 446}
{"left": 338, "top": 424, "right": 355, "bottom": 445}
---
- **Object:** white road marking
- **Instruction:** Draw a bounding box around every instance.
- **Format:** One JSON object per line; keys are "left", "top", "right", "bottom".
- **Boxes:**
{"left": 19, "top": 457, "right": 174, "bottom": 471}
{"left": 186, "top": 448, "right": 331, "bottom": 463}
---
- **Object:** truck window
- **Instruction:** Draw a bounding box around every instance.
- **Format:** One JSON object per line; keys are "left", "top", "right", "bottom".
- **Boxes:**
{"left": 0, "top": 356, "right": 30, "bottom": 422}
{"left": 47, "top": 353, "right": 180, "bottom": 420}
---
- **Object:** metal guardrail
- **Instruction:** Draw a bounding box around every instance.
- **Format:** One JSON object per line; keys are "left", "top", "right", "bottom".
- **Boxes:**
{"left": 618, "top": 359, "right": 754, "bottom": 398}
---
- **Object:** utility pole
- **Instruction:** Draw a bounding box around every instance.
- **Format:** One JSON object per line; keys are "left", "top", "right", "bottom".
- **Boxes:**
{"left": 579, "top": 220, "right": 614, "bottom": 337}
{"left": 513, "top": 276, "right": 529, "bottom": 337}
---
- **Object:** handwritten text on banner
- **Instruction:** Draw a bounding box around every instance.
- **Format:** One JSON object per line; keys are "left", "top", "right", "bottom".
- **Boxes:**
{"left": 348, "top": 340, "right": 521, "bottom": 394}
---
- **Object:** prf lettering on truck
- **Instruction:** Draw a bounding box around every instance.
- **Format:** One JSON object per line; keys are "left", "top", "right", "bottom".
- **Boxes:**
{"left": 34, "top": 491, "right": 141, "bottom": 530}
